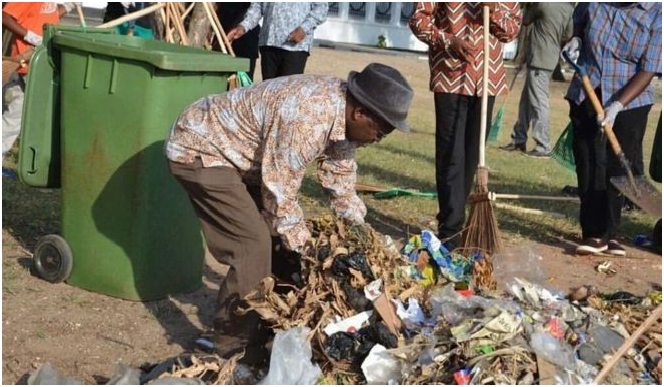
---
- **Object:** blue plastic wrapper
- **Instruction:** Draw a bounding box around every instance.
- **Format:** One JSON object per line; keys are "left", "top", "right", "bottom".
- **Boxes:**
{"left": 402, "top": 230, "right": 477, "bottom": 283}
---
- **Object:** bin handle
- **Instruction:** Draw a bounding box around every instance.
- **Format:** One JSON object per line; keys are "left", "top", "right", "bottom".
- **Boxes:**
{"left": 28, "top": 147, "right": 37, "bottom": 174}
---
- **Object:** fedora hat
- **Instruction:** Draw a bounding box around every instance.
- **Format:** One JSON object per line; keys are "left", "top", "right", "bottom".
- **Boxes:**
{"left": 347, "top": 63, "right": 414, "bottom": 133}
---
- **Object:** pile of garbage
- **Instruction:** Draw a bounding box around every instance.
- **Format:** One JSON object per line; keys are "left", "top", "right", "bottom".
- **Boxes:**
{"left": 237, "top": 216, "right": 662, "bottom": 385}
{"left": 27, "top": 216, "right": 662, "bottom": 385}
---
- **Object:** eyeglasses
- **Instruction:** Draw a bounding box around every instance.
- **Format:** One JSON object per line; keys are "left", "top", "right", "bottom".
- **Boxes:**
{"left": 369, "top": 113, "right": 395, "bottom": 139}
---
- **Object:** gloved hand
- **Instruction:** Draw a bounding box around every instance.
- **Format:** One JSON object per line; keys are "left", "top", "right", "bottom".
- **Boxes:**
{"left": 24, "top": 30, "right": 43, "bottom": 46}
{"left": 599, "top": 101, "right": 624, "bottom": 129}
{"left": 561, "top": 36, "right": 581, "bottom": 63}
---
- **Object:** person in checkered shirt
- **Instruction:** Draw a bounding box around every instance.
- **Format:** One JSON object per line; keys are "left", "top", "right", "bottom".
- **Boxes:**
{"left": 562, "top": 3, "right": 662, "bottom": 257}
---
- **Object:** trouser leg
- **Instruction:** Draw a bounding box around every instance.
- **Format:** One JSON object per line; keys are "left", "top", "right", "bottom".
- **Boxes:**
{"left": 168, "top": 159, "right": 272, "bottom": 362}
{"left": 435, "top": 93, "right": 469, "bottom": 248}
{"left": 277, "top": 50, "right": 308, "bottom": 76}
{"left": 570, "top": 95, "right": 608, "bottom": 239}
{"left": 530, "top": 68, "right": 552, "bottom": 153}
{"left": 259, "top": 46, "right": 281, "bottom": 80}
{"left": 511, "top": 69, "right": 532, "bottom": 145}
{"left": 605, "top": 105, "right": 651, "bottom": 239}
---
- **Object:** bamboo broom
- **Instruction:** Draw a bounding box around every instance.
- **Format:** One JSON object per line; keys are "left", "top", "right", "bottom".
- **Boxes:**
{"left": 461, "top": 5, "right": 504, "bottom": 255}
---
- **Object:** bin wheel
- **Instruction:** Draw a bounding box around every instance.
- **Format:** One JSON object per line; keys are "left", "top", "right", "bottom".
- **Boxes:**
{"left": 33, "top": 235, "right": 73, "bottom": 283}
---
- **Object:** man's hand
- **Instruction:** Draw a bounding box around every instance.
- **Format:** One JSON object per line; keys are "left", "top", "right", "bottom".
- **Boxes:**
{"left": 599, "top": 101, "right": 624, "bottom": 129}
{"left": 227, "top": 25, "right": 246, "bottom": 43}
{"left": 24, "top": 30, "right": 43, "bottom": 46}
{"left": 288, "top": 26, "right": 306, "bottom": 43}
{"left": 448, "top": 36, "right": 477, "bottom": 63}
{"left": 561, "top": 36, "right": 581, "bottom": 63}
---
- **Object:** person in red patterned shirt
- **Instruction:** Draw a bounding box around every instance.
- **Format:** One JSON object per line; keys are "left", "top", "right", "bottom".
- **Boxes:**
{"left": 410, "top": 2, "right": 521, "bottom": 249}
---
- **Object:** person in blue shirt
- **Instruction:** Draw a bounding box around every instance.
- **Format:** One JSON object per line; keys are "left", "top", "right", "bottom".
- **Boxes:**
{"left": 562, "top": 2, "right": 661, "bottom": 257}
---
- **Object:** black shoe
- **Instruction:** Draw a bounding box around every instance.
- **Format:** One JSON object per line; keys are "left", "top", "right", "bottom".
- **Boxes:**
{"left": 499, "top": 142, "right": 526, "bottom": 152}
{"left": 525, "top": 149, "right": 550, "bottom": 159}
{"left": 576, "top": 238, "right": 608, "bottom": 255}
{"left": 606, "top": 239, "right": 626, "bottom": 257}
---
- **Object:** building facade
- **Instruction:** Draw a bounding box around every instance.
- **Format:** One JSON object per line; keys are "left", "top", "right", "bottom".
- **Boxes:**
{"left": 314, "top": 2, "right": 517, "bottom": 58}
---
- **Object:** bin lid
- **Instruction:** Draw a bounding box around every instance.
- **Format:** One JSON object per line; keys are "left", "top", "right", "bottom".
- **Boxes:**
{"left": 53, "top": 32, "right": 249, "bottom": 72}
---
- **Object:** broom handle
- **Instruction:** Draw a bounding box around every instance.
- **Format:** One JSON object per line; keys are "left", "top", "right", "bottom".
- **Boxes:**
{"left": 479, "top": 5, "right": 490, "bottom": 168}
{"left": 493, "top": 193, "right": 579, "bottom": 202}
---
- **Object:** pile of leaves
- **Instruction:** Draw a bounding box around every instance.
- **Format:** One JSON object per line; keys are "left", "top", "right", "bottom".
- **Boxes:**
{"left": 239, "top": 216, "right": 412, "bottom": 375}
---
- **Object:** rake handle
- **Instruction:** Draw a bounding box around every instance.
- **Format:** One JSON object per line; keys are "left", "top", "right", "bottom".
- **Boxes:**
{"left": 579, "top": 75, "right": 638, "bottom": 191}
{"left": 562, "top": 51, "right": 637, "bottom": 191}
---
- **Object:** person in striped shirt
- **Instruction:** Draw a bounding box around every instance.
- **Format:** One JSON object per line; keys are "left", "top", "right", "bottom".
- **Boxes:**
{"left": 409, "top": 2, "right": 521, "bottom": 249}
{"left": 562, "top": 2, "right": 661, "bottom": 257}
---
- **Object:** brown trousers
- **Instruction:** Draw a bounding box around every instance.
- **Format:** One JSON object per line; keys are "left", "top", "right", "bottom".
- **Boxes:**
{"left": 168, "top": 159, "right": 274, "bottom": 361}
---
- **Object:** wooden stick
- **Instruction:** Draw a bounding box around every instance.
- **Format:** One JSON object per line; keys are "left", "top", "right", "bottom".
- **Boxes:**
{"left": 594, "top": 304, "right": 662, "bottom": 384}
{"left": 75, "top": 4, "right": 87, "bottom": 27}
{"left": 168, "top": 2, "right": 189, "bottom": 45}
{"left": 478, "top": 5, "right": 490, "bottom": 169}
{"left": 494, "top": 202, "right": 566, "bottom": 219}
{"left": 207, "top": 2, "right": 235, "bottom": 56}
{"left": 98, "top": 3, "right": 166, "bottom": 29}
{"left": 164, "top": 2, "right": 174, "bottom": 43}
{"left": 202, "top": 2, "right": 227, "bottom": 54}
{"left": 181, "top": 2, "right": 196, "bottom": 20}
{"left": 493, "top": 193, "right": 579, "bottom": 202}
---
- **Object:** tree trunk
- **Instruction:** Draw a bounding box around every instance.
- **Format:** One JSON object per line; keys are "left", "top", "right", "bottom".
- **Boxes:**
{"left": 186, "top": 3, "right": 212, "bottom": 47}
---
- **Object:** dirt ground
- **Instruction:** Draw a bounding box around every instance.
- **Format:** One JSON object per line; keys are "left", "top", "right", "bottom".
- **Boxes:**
{"left": 2, "top": 45, "right": 662, "bottom": 383}
{"left": 2, "top": 226, "right": 661, "bottom": 384}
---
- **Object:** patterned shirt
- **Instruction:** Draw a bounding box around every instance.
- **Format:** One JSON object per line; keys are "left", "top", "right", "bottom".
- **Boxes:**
{"left": 565, "top": 2, "right": 662, "bottom": 109}
{"left": 409, "top": 2, "right": 522, "bottom": 96}
{"left": 239, "top": 2, "right": 328, "bottom": 52}
{"left": 165, "top": 75, "right": 366, "bottom": 252}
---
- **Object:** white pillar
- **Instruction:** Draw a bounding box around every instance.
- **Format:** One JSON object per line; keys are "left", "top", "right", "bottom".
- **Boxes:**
{"left": 340, "top": 2, "right": 349, "bottom": 20}
{"left": 391, "top": 2, "right": 401, "bottom": 25}
{"left": 366, "top": 2, "right": 376, "bottom": 23}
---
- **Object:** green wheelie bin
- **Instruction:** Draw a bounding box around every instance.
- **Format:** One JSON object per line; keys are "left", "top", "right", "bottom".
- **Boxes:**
{"left": 19, "top": 26, "right": 248, "bottom": 300}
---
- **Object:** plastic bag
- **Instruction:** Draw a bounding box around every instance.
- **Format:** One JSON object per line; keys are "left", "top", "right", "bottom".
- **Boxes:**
{"left": 260, "top": 327, "right": 322, "bottom": 385}
{"left": 148, "top": 378, "right": 205, "bottom": 385}
{"left": 361, "top": 344, "right": 401, "bottom": 384}
{"left": 492, "top": 246, "right": 547, "bottom": 290}
{"left": 28, "top": 363, "right": 83, "bottom": 385}
{"left": 430, "top": 284, "right": 519, "bottom": 325}
{"left": 529, "top": 332, "right": 575, "bottom": 369}
{"left": 28, "top": 363, "right": 84, "bottom": 385}
{"left": 106, "top": 363, "right": 141, "bottom": 385}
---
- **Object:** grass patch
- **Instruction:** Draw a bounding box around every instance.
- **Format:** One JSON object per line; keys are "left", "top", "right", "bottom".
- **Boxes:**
{"left": 2, "top": 51, "right": 661, "bottom": 258}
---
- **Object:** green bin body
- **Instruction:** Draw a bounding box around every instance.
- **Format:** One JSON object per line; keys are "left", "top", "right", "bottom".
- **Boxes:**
{"left": 19, "top": 27, "right": 248, "bottom": 300}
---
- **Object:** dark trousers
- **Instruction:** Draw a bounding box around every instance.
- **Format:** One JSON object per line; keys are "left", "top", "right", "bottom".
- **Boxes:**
{"left": 260, "top": 46, "right": 309, "bottom": 80}
{"left": 168, "top": 159, "right": 279, "bottom": 363}
{"left": 569, "top": 96, "right": 651, "bottom": 240}
{"left": 434, "top": 93, "right": 495, "bottom": 248}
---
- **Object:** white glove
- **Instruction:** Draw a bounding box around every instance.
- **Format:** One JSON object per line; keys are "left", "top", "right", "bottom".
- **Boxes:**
{"left": 561, "top": 36, "right": 581, "bottom": 63}
{"left": 599, "top": 101, "right": 624, "bottom": 129}
{"left": 24, "top": 30, "right": 43, "bottom": 46}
